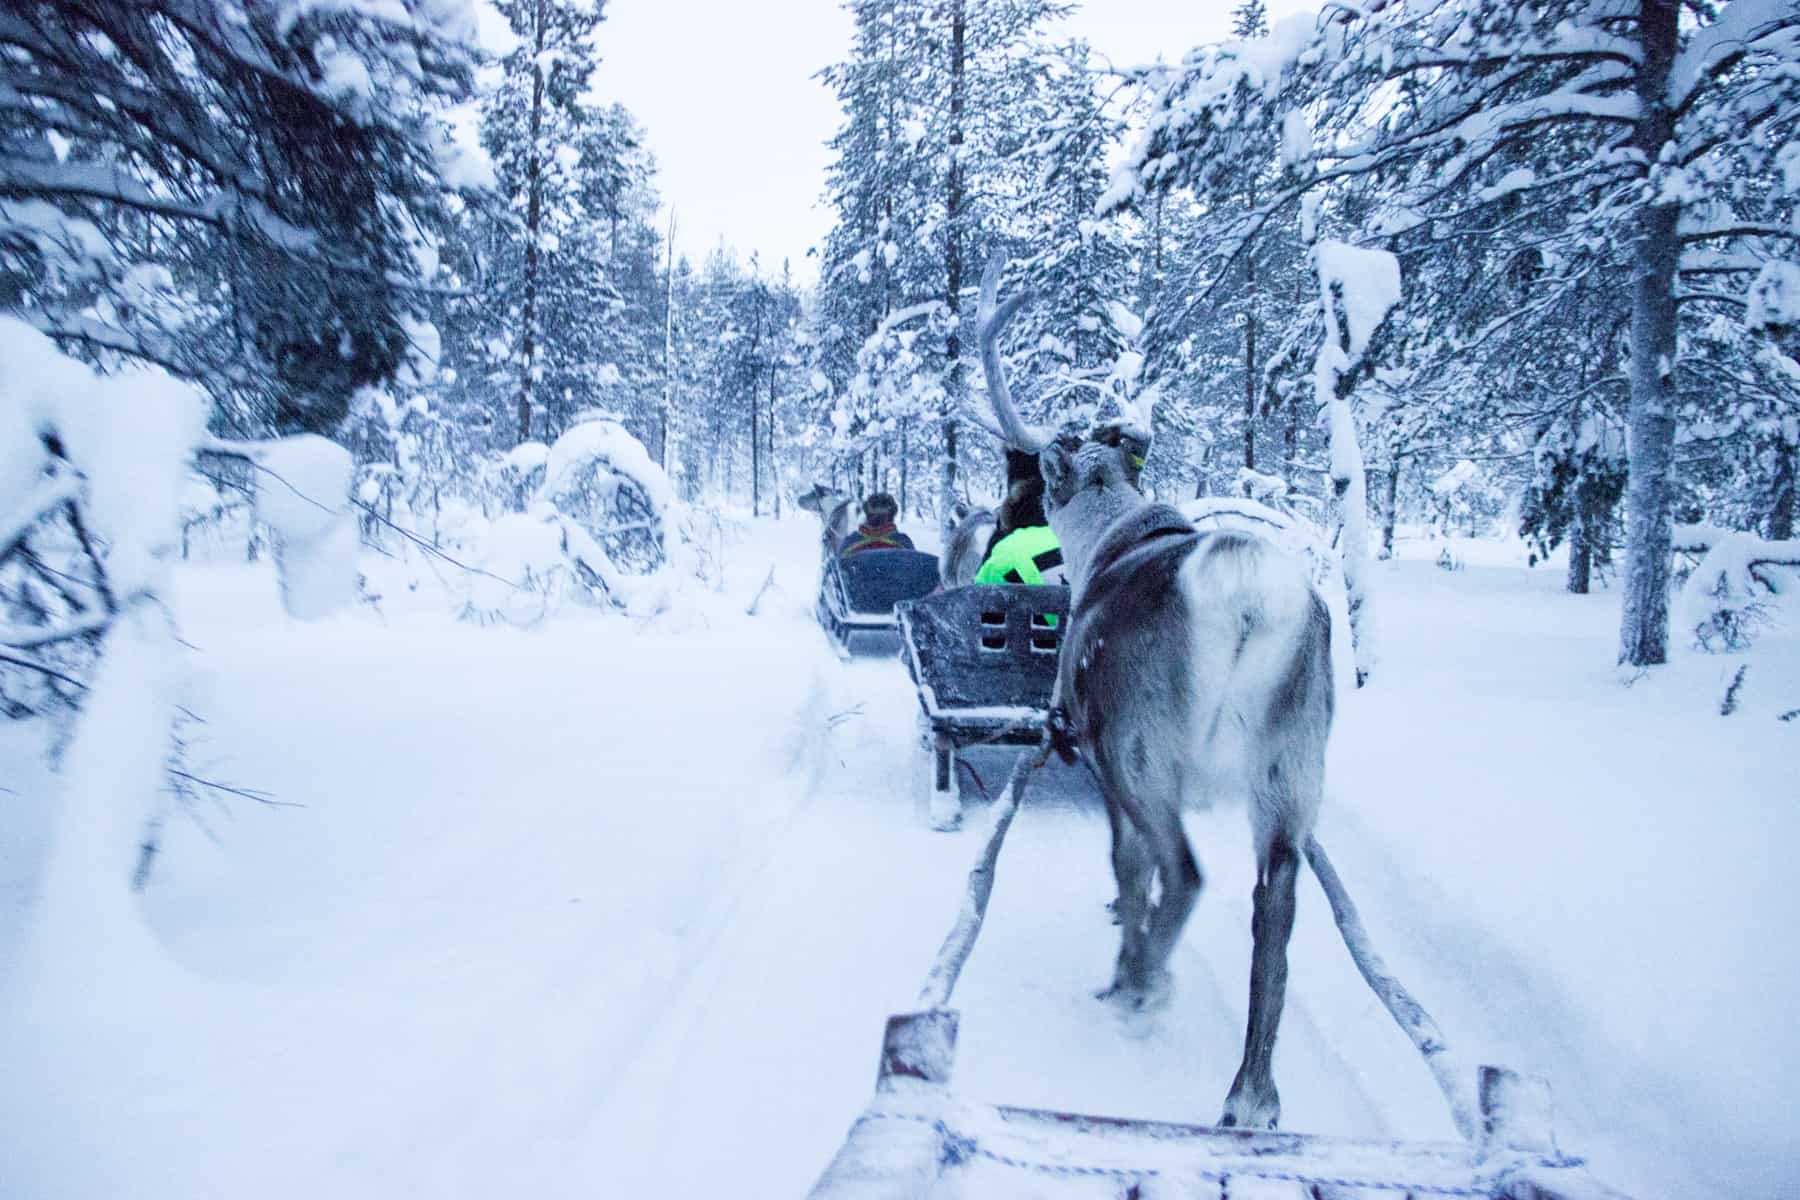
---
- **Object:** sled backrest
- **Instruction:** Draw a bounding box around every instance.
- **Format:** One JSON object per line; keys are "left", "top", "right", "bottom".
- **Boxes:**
{"left": 898, "top": 584, "right": 1069, "bottom": 713}
{"left": 829, "top": 549, "right": 941, "bottom": 616}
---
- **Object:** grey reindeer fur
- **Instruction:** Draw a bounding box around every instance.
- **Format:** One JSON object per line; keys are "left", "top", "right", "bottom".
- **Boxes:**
{"left": 797, "top": 483, "right": 855, "bottom": 558}
{"left": 942, "top": 505, "right": 996, "bottom": 587}
{"left": 977, "top": 253, "right": 1336, "bottom": 1130}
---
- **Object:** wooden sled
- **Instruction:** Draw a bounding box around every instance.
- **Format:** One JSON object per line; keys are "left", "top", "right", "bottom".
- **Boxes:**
{"left": 818, "top": 549, "right": 942, "bottom": 659}
{"left": 896, "top": 583, "right": 1070, "bottom": 829}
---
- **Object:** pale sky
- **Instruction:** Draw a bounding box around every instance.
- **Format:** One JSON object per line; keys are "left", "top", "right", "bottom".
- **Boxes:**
{"left": 590, "top": 1, "right": 1319, "bottom": 283}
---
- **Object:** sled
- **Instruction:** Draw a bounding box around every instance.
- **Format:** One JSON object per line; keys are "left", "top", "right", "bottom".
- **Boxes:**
{"left": 807, "top": 747, "right": 1638, "bottom": 1200}
{"left": 817, "top": 549, "right": 942, "bottom": 658}
{"left": 896, "top": 583, "right": 1070, "bottom": 829}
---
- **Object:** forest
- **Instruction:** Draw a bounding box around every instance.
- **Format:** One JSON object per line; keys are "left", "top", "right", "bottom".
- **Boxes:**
{"left": 2, "top": 2, "right": 1798, "bottom": 1198}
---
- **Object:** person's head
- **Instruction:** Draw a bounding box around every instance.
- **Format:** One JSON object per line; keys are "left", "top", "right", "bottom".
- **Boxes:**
{"left": 1004, "top": 448, "right": 1040, "bottom": 487}
{"left": 863, "top": 492, "right": 898, "bottom": 525}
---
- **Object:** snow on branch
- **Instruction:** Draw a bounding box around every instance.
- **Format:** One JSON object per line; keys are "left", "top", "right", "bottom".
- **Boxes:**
{"left": 1667, "top": 0, "right": 1800, "bottom": 113}
{"left": 1313, "top": 237, "right": 1401, "bottom": 688}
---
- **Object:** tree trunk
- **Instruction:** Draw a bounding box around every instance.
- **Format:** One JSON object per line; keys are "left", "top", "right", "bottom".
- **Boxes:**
{"left": 933, "top": 0, "right": 969, "bottom": 546}
{"left": 1379, "top": 461, "right": 1399, "bottom": 560}
{"left": 516, "top": 0, "right": 547, "bottom": 445}
{"left": 1767, "top": 427, "right": 1796, "bottom": 542}
{"left": 1244, "top": 176, "right": 1258, "bottom": 472}
{"left": 1568, "top": 491, "right": 1593, "bottom": 595}
{"left": 1617, "top": 0, "right": 1681, "bottom": 667}
{"left": 768, "top": 359, "right": 780, "bottom": 518}
{"left": 899, "top": 422, "right": 908, "bottom": 515}
{"left": 661, "top": 209, "right": 676, "bottom": 471}
{"left": 938, "top": 0, "right": 967, "bottom": 550}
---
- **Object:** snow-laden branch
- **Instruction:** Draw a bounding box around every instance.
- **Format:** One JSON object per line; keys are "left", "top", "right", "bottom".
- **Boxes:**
{"left": 0, "top": 613, "right": 111, "bottom": 650}
{"left": 0, "top": 473, "right": 82, "bottom": 563}
{"left": 1679, "top": 223, "right": 1800, "bottom": 245}
{"left": 1668, "top": 0, "right": 1800, "bottom": 113}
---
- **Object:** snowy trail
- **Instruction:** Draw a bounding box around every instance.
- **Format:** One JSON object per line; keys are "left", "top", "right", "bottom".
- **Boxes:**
{"left": 591, "top": 646, "right": 1448, "bottom": 1198}
{"left": 6, "top": 524, "right": 1795, "bottom": 1198}
{"left": 590, "top": 657, "right": 977, "bottom": 1198}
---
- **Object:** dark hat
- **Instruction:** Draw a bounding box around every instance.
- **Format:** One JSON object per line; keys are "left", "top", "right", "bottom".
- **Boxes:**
{"left": 863, "top": 492, "right": 898, "bottom": 520}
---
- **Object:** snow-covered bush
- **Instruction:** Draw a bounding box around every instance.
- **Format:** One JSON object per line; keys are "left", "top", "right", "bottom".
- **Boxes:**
{"left": 1680, "top": 532, "right": 1799, "bottom": 653}
{"left": 464, "top": 416, "right": 692, "bottom": 624}
{"left": 1182, "top": 494, "right": 1357, "bottom": 691}
{"left": 1181, "top": 496, "right": 1341, "bottom": 596}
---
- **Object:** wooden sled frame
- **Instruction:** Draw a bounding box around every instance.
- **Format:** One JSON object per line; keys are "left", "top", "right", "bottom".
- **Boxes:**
{"left": 818, "top": 549, "right": 942, "bottom": 659}
{"left": 808, "top": 748, "right": 1634, "bottom": 1200}
{"left": 896, "top": 583, "right": 1070, "bottom": 829}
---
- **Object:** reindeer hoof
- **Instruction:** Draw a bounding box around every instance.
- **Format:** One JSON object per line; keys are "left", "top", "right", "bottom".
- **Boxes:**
{"left": 1095, "top": 970, "right": 1172, "bottom": 1014}
{"left": 1219, "top": 1087, "right": 1280, "bottom": 1131}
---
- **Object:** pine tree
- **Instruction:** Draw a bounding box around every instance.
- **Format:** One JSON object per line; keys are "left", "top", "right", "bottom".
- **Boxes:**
{"left": 0, "top": 0, "right": 483, "bottom": 432}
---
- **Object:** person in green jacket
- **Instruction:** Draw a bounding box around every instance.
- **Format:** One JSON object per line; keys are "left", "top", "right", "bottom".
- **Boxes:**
{"left": 975, "top": 449, "right": 1068, "bottom": 587}
{"left": 975, "top": 523, "right": 1066, "bottom": 586}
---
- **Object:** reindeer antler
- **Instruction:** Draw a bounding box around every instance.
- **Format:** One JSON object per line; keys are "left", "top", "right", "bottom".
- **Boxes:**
{"left": 976, "top": 251, "right": 1049, "bottom": 453}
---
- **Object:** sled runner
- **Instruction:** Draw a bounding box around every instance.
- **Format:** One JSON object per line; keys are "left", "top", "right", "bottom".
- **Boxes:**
{"left": 806, "top": 747, "right": 1638, "bottom": 1200}
{"left": 817, "top": 548, "right": 942, "bottom": 658}
{"left": 895, "top": 583, "right": 1070, "bottom": 829}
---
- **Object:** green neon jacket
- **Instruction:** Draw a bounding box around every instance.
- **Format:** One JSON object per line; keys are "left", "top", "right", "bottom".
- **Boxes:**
{"left": 975, "top": 524, "right": 1066, "bottom": 587}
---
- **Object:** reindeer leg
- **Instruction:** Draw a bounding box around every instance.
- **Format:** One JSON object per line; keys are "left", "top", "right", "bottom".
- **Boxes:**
{"left": 1136, "top": 802, "right": 1201, "bottom": 991}
{"left": 1097, "top": 801, "right": 1155, "bottom": 1003}
{"left": 1099, "top": 799, "right": 1195, "bottom": 1011}
{"left": 1221, "top": 836, "right": 1299, "bottom": 1129}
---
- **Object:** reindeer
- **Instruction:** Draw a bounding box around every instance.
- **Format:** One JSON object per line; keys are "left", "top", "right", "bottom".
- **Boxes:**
{"left": 941, "top": 503, "right": 996, "bottom": 587}
{"left": 976, "top": 253, "right": 1335, "bottom": 1131}
{"left": 796, "top": 483, "right": 856, "bottom": 560}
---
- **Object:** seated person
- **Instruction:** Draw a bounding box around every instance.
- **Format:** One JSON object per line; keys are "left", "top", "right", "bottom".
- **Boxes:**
{"left": 975, "top": 450, "right": 1067, "bottom": 587}
{"left": 839, "top": 492, "right": 915, "bottom": 554}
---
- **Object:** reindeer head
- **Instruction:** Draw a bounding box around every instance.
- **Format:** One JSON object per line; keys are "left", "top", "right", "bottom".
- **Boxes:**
{"left": 976, "top": 253, "right": 1150, "bottom": 587}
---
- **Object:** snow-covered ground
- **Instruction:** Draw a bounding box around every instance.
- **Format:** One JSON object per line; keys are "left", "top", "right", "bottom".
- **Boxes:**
{"left": 2, "top": 517, "right": 1795, "bottom": 1198}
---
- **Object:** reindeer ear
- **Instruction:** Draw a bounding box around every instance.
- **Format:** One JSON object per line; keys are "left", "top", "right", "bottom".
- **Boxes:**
{"left": 1093, "top": 421, "right": 1150, "bottom": 490}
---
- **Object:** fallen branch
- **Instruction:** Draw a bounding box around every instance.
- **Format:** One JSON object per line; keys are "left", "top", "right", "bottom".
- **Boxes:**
{"left": 1720, "top": 665, "right": 1749, "bottom": 716}
{"left": 745, "top": 564, "right": 777, "bottom": 616}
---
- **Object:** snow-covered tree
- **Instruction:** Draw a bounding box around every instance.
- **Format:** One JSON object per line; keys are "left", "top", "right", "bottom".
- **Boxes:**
{"left": 0, "top": 0, "right": 486, "bottom": 433}
{"left": 1109, "top": 0, "right": 1800, "bottom": 667}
